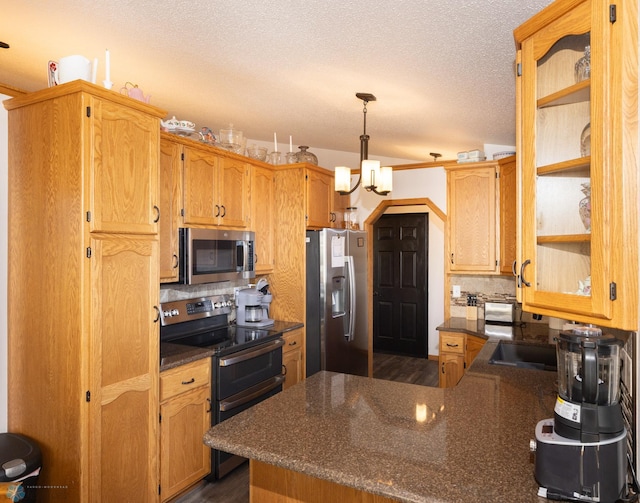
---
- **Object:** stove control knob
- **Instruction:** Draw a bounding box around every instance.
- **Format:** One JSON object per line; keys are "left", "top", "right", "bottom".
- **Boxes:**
{"left": 214, "top": 302, "right": 221, "bottom": 308}
{"left": 163, "top": 310, "right": 171, "bottom": 317}
{"left": 171, "top": 309, "right": 179, "bottom": 316}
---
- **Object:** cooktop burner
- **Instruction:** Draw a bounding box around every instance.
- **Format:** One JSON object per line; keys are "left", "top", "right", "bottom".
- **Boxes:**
{"left": 159, "top": 295, "right": 282, "bottom": 356}
{"left": 168, "top": 325, "right": 279, "bottom": 355}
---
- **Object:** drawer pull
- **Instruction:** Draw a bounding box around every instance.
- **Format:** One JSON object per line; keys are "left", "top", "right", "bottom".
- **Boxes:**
{"left": 181, "top": 378, "right": 195, "bottom": 385}
{"left": 446, "top": 343, "right": 459, "bottom": 348}
{"left": 288, "top": 341, "right": 297, "bottom": 346}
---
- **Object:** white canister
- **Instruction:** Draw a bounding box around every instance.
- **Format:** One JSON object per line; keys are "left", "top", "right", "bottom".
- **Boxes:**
{"left": 58, "top": 55, "right": 93, "bottom": 84}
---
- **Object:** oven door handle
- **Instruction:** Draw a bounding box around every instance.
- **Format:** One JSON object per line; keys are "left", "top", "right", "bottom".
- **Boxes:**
{"left": 219, "top": 375, "right": 285, "bottom": 412}
{"left": 218, "top": 338, "right": 285, "bottom": 367}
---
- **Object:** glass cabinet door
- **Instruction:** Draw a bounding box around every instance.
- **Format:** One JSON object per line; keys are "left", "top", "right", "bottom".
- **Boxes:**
{"left": 519, "top": 0, "right": 612, "bottom": 321}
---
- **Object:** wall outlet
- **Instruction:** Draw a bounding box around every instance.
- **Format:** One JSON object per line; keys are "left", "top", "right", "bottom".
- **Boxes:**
{"left": 452, "top": 285, "right": 461, "bottom": 298}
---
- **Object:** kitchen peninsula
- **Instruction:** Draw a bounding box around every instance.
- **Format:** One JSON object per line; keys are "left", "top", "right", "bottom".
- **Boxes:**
{"left": 204, "top": 339, "right": 557, "bottom": 503}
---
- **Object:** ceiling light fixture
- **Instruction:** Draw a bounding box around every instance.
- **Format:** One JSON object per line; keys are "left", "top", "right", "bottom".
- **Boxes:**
{"left": 335, "top": 93, "right": 392, "bottom": 196}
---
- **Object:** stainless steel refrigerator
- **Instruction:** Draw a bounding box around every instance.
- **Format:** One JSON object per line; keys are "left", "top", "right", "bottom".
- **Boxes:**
{"left": 306, "top": 229, "right": 368, "bottom": 377}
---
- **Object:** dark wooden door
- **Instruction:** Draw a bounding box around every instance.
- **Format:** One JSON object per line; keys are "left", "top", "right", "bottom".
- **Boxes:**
{"left": 373, "top": 213, "right": 428, "bottom": 357}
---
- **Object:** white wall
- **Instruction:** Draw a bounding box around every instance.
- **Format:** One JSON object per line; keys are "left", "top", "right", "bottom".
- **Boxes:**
{"left": 1, "top": 94, "right": 9, "bottom": 432}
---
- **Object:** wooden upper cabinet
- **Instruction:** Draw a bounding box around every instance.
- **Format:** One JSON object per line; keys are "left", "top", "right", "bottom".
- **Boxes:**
{"left": 218, "top": 156, "right": 250, "bottom": 228}
{"left": 250, "top": 164, "right": 276, "bottom": 274}
{"left": 183, "top": 146, "right": 219, "bottom": 225}
{"left": 499, "top": 156, "right": 517, "bottom": 275}
{"left": 332, "top": 190, "right": 349, "bottom": 229}
{"left": 514, "top": 0, "right": 637, "bottom": 329}
{"left": 306, "top": 167, "right": 336, "bottom": 229}
{"left": 306, "top": 168, "right": 332, "bottom": 228}
{"left": 159, "top": 137, "right": 183, "bottom": 282}
{"left": 88, "top": 95, "right": 160, "bottom": 234}
{"left": 182, "top": 145, "right": 250, "bottom": 228}
{"left": 447, "top": 164, "right": 498, "bottom": 273}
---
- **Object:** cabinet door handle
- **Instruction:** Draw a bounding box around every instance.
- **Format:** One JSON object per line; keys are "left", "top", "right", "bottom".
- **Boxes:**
{"left": 206, "top": 398, "right": 211, "bottom": 414}
{"left": 221, "top": 205, "right": 226, "bottom": 218}
{"left": 215, "top": 204, "right": 220, "bottom": 217}
{"left": 153, "top": 306, "right": 160, "bottom": 323}
{"left": 172, "top": 254, "right": 179, "bottom": 269}
{"left": 520, "top": 259, "right": 531, "bottom": 287}
{"left": 181, "top": 378, "right": 195, "bottom": 385}
{"left": 255, "top": 253, "right": 259, "bottom": 264}
{"left": 153, "top": 205, "right": 160, "bottom": 223}
{"left": 282, "top": 364, "right": 287, "bottom": 376}
{"left": 512, "top": 260, "right": 522, "bottom": 288}
{"left": 450, "top": 253, "right": 454, "bottom": 264}
{"left": 441, "top": 362, "right": 445, "bottom": 374}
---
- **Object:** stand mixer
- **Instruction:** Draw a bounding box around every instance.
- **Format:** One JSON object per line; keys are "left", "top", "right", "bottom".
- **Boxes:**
{"left": 236, "top": 279, "right": 274, "bottom": 328}
{"left": 532, "top": 326, "right": 628, "bottom": 502}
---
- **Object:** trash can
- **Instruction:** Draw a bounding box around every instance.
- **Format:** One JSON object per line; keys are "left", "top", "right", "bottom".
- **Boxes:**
{"left": 0, "top": 433, "right": 41, "bottom": 503}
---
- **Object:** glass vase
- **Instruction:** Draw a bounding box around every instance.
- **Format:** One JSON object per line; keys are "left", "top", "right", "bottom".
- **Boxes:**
{"left": 574, "top": 45, "right": 590, "bottom": 83}
{"left": 580, "top": 123, "right": 591, "bottom": 157}
{"left": 579, "top": 182, "right": 591, "bottom": 232}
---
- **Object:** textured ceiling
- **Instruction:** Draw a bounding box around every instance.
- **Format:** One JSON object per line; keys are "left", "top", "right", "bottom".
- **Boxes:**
{"left": 1, "top": 0, "right": 553, "bottom": 162}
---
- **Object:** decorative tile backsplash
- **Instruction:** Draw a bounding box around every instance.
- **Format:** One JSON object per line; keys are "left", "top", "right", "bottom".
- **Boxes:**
{"left": 448, "top": 275, "right": 551, "bottom": 324}
{"left": 449, "top": 275, "right": 519, "bottom": 319}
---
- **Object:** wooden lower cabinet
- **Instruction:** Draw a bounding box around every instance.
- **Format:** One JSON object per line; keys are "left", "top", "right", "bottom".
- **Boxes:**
{"left": 282, "top": 329, "right": 304, "bottom": 390}
{"left": 438, "top": 331, "right": 485, "bottom": 388}
{"left": 160, "top": 358, "right": 212, "bottom": 501}
{"left": 250, "top": 460, "right": 396, "bottom": 503}
{"left": 439, "top": 353, "right": 465, "bottom": 388}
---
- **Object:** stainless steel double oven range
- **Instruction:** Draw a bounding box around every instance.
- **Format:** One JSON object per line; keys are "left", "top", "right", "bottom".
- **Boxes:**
{"left": 159, "top": 295, "right": 285, "bottom": 479}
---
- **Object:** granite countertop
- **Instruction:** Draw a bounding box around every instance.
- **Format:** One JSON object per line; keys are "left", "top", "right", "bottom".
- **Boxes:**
{"left": 204, "top": 335, "right": 558, "bottom": 502}
{"left": 437, "top": 316, "right": 559, "bottom": 345}
{"left": 160, "top": 320, "right": 304, "bottom": 372}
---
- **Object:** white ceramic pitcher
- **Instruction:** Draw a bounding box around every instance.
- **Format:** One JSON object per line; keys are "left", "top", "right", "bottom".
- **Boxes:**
{"left": 52, "top": 55, "right": 96, "bottom": 85}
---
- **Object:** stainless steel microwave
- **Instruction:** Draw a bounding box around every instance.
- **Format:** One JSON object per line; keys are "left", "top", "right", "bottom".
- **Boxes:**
{"left": 179, "top": 228, "right": 255, "bottom": 285}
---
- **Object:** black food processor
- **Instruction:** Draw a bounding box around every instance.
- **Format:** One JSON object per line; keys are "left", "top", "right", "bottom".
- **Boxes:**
{"left": 532, "top": 326, "right": 628, "bottom": 502}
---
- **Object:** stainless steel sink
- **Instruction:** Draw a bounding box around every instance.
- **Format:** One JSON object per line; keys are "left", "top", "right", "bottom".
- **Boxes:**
{"left": 488, "top": 341, "right": 557, "bottom": 371}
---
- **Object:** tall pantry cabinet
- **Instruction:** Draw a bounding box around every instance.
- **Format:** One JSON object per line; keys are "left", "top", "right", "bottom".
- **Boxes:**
{"left": 5, "top": 81, "right": 165, "bottom": 502}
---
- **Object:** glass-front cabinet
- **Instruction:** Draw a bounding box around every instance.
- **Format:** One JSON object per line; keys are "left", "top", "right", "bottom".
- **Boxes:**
{"left": 514, "top": 0, "right": 637, "bottom": 330}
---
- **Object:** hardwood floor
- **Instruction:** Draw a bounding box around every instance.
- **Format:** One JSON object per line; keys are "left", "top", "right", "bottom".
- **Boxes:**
{"left": 170, "top": 465, "right": 249, "bottom": 503}
{"left": 372, "top": 352, "right": 439, "bottom": 387}
{"left": 171, "top": 352, "right": 438, "bottom": 502}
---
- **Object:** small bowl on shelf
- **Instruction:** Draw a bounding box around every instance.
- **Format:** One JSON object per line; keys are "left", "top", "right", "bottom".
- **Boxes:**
{"left": 246, "top": 145, "right": 268, "bottom": 162}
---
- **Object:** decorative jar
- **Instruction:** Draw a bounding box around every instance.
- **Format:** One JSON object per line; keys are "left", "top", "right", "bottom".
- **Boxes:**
{"left": 294, "top": 146, "right": 318, "bottom": 165}
{"left": 579, "top": 182, "right": 591, "bottom": 232}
